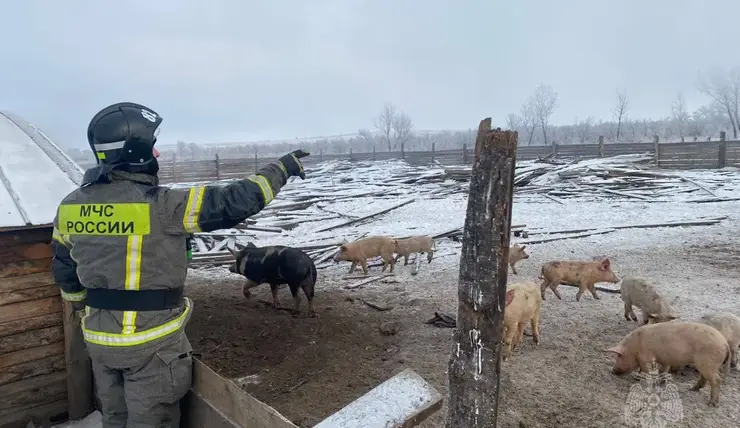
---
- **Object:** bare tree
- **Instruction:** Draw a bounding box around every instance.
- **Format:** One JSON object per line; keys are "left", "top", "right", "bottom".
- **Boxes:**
{"left": 531, "top": 84, "right": 558, "bottom": 145}
{"left": 358, "top": 128, "right": 373, "bottom": 143}
{"left": 373, "top": 102, "right": 396, "bottom": 151}
{"left": 697, "top": 67, "right": 740, "bottom": 138}
{"left": 392, "top": 111, "right": 414, "bottom": 151}
{"left": 520, "top": 100, "right": 538, "bottom": 145}
{"left": 612, "top": 89, "right": 629, "bottom": 140}
{"left": 671, "top": 93, "right": 689, "bottom": 142}
{"left": 575, "top": 116, "right": 595, "bottom": 143}
{"left": 506, "top": 113, "right": 522, "bottom": 131}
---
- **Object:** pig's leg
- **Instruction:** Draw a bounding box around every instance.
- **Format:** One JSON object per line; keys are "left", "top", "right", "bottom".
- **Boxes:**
{"left": 539, "top": 280, "right": 549, "bottom": 300}
{"left": 690, "top": 375, "right": 707, "bottom": 393}
{"left": 575, "top": 282, "right": 588, "bottom": 302}
{"left": 403, "top": 254, "right": 409, "bottom": 266}
{"left": 502, "top": 324, "right": 516, "bottom": 360}
{"left": 289, "top": 285, "right": 301, "bottom": 316}
{"left": 394, "top": 254, "right": 402, "bottom": 263}
{"left": 587, "top": 283, "right": 600, "bottom": 300}
{"left": 427, "top": 250, "right": 433, "bottom": 263}
{"left": 731, "top": 345, "right": 737, "bottom": 368}
{"left": 242, "top": 279, "right": 260, "bottom": 299}
{"left": 514, "top": 322, "right": 527, "bottom": 350}
{"left": 360, "top": 259, "right": 369, "bottom": 275}
{"left": 380, "top": 259, "right": 388, "bottom": 273}
{"left": 348, "top": 261, "right": 357, "bottom": 274}
{"left": 269, "top": 284, "right": 281, "bottom": 309}
{"left": 706, "top": 373, "right": 721, "bottom": 406}
{"left": 510, "top": 262, "right": 518, "bottom": 275}
{"left": 387, "top": 255, "right": 395, "bottom": 273}
{"left": 531, "top": 311, "right": 541, "bottom": 345}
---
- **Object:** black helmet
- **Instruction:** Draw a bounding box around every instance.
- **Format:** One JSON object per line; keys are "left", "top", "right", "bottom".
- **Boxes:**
{"left": 87, "top": 102, "right": 162, "bottom": 169}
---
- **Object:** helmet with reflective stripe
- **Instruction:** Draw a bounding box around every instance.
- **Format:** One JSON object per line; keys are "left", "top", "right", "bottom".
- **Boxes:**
{"left": 87, "top": 102, "right": 163, "bottom": 168}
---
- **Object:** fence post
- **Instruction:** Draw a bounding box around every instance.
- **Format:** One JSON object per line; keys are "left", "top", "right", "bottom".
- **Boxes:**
{"left": 254, "top": 151, "right": 259, "bottom": 174}
{"left": 463, "top": 143, "right": 468, "bottom": 164}
{"left": 215, "top": 153, "right": 220, "bottom": 180}
{"left": 718, "top": 131, "right": 727, "bottom": 169}
{"left": 597, "top": 136, "right": 604, "bottom": 158}
{"left": 401, "top": 143, "right": 406, "bottom": 160}
{"left": 320, "top": 149, "right": 324, "bottom": 162}
{"left": 432, "top": 142, "right": 436, "bottom": 163}
{"left": 349, "top": 147, "right": 353, "bottom": 161}
{"left": 171, "top": 157, "right": 177, "bottom": 184}
{"left": 373, "top": 145, "right": 376, "bottom": 161}
{"left": 653, "top": 135, "right": 660, "bottom": 167}
{"left": 551, "top": 141, "right": 558, "bottom": 156}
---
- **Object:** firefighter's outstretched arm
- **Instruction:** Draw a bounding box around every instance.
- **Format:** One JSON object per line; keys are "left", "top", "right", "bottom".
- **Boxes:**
{"left": 159, "top": 149, "right": 309, "bottom": 234}
{"left": 51, "top": 217, "right": 87, "bottom": 306}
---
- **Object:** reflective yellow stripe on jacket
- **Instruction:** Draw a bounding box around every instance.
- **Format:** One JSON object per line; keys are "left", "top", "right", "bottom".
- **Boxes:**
{"left": 121, "top": 235, "right": 143, "bottom": 335}
{"left": 183, "top": 186, "right": 206, "bottom": 233}
{"left": 248, "top": 175, "right": 274, "bottom": 205}
{"left": 82, "top": 298, "right": 193, "bottom": 347}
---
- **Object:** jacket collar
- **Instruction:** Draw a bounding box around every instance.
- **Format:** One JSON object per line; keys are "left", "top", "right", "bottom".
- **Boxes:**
{"left": 109, "top": 170, "right": 159, "bottom": 186}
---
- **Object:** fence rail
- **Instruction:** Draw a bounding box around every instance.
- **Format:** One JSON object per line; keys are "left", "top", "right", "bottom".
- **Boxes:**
{"left": 72, "top": 136, "right": 740, "bottom": 185}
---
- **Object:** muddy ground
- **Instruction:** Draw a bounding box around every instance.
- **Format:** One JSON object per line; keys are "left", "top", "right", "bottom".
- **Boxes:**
{"left": 184, "top": 217, "right": 740, "bottom": 428}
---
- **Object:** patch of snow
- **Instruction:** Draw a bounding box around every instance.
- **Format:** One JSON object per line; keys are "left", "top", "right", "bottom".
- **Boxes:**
{"left": 50, "top": 411, "right": 102, "bottom": 428}
{"left": 0, "top": 111, "right": 82, "bottom": 228}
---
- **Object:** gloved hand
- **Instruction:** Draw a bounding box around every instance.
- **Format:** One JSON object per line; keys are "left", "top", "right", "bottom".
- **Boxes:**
{"left": 279, "top": 149, "right": 310, "bottom": 179}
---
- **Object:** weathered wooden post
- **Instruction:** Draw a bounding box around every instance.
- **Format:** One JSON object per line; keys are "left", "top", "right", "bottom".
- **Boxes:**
{"left": 373, "top": 145, "right": 376, "bottom": 161}
{"left": 215, "top": 153, "right": 221, "bottom": 180}
{"left": 653, "top": 135, "right": 660, "bottom": 167}
{"left": 551, "top": 141, "right": 557, "bottom": 156}
{"left": 349, "top": 147, "right": 353, "bottom": 161}
{"left": 598, "top": 135, "right": 605, "bottom": 158}
{"left": 432, "top": 142, "right": 436, "bottom": 163}
{"left": 401, "top": 142, "right": 406, "bottom": 160}
{"left": 320, "top": 149, "right": 324, "bottom": 163}
{"left": 63, "top": 302, "right": 94, "bottom": 419}
{"left": 718, "top": 131, "right": 727, "bottom": 169}
{"left": 445, "top": 118, "right": 518, "bottom": 428}
{"left": 462, "top": 143, "right": 468, "bottom": 164}
{"left": 254, "top": 150, "right": 259, "bottom": 174}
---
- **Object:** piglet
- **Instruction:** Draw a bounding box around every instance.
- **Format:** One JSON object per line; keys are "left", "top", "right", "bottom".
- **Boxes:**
{"left": 333, "top": 236, "right": 396, "bottom": 275}
{"left": 540, "top": 258, "right": 619, "bottom": 301}
{"left": 508, "top": 244, "right": 529, "bottom": 275}
{"left": 620, "top": 277, "right": 678, "bottom": 324}
{"left": 394, "top": 235, "right": 435, "bottom": 265}
{"left": 502, "top": 280, "right": 542, "bottom": 360}
{"left": 604, "top": 321, "right": 731, "bottom": 407}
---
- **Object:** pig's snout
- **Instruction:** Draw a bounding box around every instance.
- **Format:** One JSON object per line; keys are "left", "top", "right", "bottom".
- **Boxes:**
{"left": 611, "top": 366, "right": 627, "bottom": 375}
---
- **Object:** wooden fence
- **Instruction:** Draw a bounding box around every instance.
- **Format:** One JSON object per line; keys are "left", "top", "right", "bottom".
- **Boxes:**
{"left": 72, "top": 136, "right": 740, "bottom": 185}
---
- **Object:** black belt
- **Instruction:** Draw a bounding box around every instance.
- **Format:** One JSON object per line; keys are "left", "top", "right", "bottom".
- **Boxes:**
{"left": 85, "top": 288, "right": 185, "bottom": 311}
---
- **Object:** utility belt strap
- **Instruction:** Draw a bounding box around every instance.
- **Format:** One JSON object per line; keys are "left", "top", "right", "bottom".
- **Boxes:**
{"left": 85, "top": 288, "right": 184, "bottom": 311}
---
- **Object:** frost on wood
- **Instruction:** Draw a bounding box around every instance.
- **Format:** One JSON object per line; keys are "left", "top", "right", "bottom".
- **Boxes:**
{"left": 445, "top": 118, "right": 517, "bottom": 428}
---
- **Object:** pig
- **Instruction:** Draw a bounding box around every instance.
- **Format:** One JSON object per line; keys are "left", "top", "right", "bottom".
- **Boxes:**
{"left": 604, "top": 321, "right": 731, "bottom": 407}
{"left": 620, "top": 277, "right": 678, "bottom": 324}
{"left": 698, "top": 312, "right": 740, "bottom": 368}
{"left": 508, "top": 244, "right": 529, "bottom": 275}
{"left": 539, "top": 257, "right": 619, "bottom": 301}
{"left": 502, "top": 280, "right": 542, "bottom": 360}
{"left": 394, "top": 235, "right": 436, "bottom": 265}
{"left": 228, "top": 243, "right": 317, "bottom": 317}
{"left": 333, "top": 236, "right": 396, "bottom": 275}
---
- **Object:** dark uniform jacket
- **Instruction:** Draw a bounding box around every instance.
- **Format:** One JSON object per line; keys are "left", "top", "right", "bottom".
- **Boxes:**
{"left": 51, "top": 161, "right": 289, "bottom": 351}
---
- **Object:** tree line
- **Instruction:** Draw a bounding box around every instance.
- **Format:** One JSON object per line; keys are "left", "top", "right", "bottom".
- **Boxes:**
{"left": 62, "top": 66, "right": 740, "bottom": 162}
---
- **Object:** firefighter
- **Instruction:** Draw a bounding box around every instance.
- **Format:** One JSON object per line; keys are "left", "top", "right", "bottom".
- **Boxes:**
{"left": 50, "top": 102, "right": 309, "bottom": 427}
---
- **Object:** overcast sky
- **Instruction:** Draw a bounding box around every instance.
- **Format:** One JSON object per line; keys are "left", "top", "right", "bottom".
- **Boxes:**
{"left": 0, "top": 0, "right": 737, "bottom": 149}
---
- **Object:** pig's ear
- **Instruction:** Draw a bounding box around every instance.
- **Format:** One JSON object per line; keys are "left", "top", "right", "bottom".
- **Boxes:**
{"left": 603, "top": 346, "right": 624, "bottom": 356}
{"left": 520, "top": 245, "right": 527, "bottom": 251}
{"left": 505, "top": 289, "right": 515, "bottom": 307}
{"left": 246, "top": 242, "right": 256, "bottom": 248}
{"left": 227, "top": 247, "right": 238, "bottom": 257}
{"left": 339, "top": 244, "right": 347, "bottom": 251}
{"left": 600, "top": 258, "right": 611, "bottom": 270}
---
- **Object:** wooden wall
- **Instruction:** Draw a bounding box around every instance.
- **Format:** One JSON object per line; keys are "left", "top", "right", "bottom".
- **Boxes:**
{"left": 0, "top": 227, "right": 68, "bottom": 428}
